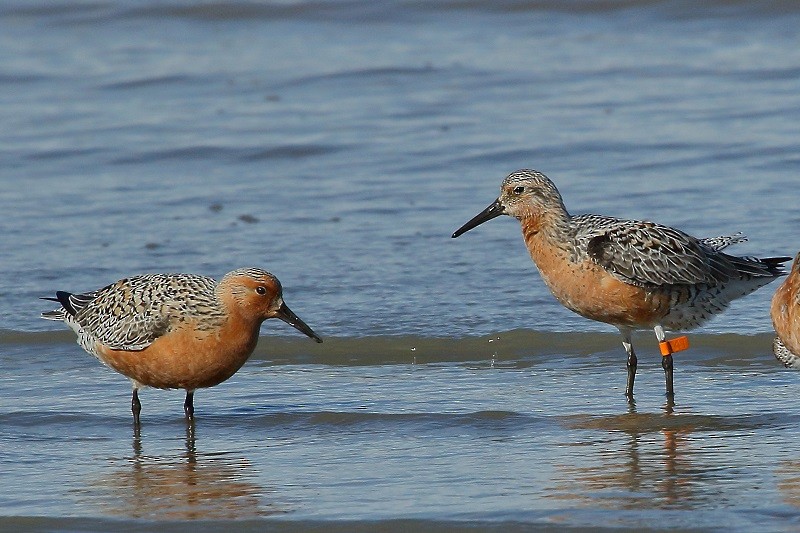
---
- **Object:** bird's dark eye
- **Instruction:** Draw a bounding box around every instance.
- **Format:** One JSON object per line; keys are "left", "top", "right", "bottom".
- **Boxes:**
{"left": 513, "top": 186, "right": 525, "bottom": 194}
{"left": 256, "top": 286, "right": 267, "bottom": 295}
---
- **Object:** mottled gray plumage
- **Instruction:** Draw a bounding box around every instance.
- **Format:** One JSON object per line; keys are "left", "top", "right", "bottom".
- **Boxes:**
{"left": 42, "top": 273, "right": 225, "bottom": 355}
{"left": 575, "top": 215, "right": 780, "bottom": 289}
{"left": 697, "top": 232, "right": 748, "bottom": 252}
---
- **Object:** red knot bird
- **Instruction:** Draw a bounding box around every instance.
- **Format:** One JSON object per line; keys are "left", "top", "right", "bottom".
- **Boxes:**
{"left": 452, "top": 169, "right": 789, "bottom": 400}
{"left": 42, "top": 267, "right": 322, "bottom": 425}
{"left": 772, "top": 253, "right": 800, "bottom": 369}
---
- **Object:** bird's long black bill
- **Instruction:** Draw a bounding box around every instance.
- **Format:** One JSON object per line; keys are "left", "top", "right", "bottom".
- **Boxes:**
{"left": 277, "top": 302, "right": 323, "bottom": 343}
{"left": 451, "top": 199, "right": 505, "bottom": 238}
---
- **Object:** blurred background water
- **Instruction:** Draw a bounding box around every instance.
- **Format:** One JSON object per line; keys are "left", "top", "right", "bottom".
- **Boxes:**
{"left": 2, "top": 1, "right": 800, "bottom": 531}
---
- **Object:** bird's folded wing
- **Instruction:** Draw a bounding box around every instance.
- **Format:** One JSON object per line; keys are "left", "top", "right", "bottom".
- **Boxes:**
{"left": 585, "top": 220, "right": 736, "bottom": 287}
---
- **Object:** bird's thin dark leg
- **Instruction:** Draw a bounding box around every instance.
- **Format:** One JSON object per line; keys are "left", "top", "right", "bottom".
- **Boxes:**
{"left": 654, "top": 325, "right": 675, "bottom": 399}
{"left": 663, "top": 392, "right": 675, "bottom": 414}
{"left": 662, "top": 354, "right": 674, "bottom": 398}
{"left": 131, "top": 388, "right": 142, "bottom": 427}
{"left": 184, "top": 390, "right": 195, "bottom": 421}
{"left": 620, "top": 328, "right": 636, "bottom": 401}
{"left": 626, "top": 349, "right": 638, "bottom": 401}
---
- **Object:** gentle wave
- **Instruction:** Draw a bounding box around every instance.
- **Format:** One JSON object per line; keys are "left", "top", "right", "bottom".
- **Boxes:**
{"left": 5, "top": 0, "right": 796, "bottom": 23}
{"left": 0, "top": 408, "right": 540, "bottom": 431}
{"left": 5, "top": 408, "right": 792, "bottom": 435}
{"left": 0, "top": 516, "right": 581, "bottom": 533}
{"left": 99, "top": 74, "right": 195, "bottom": 91}
{"left": 2, "top": 329, "right": 778, "bottom": 364}
{"left": 109, "top": 143, "right": 347, "bottom": 165}
{"left": 276, "top": 65, "right": 441, "bottom": 90}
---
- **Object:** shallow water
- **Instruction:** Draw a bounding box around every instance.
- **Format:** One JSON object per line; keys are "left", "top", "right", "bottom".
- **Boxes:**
{"left": 2, "top": 0, "right": 800, "bottom": 531}
{"left": 4, "top": 331, "right": 800, "bottom": 532}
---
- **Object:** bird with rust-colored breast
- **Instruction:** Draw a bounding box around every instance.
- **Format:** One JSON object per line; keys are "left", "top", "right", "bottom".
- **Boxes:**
{"left": 453, "top": 169, "right": 789, "bottom": 400}
{"left": 772, "top": 253, "right": 800, "bottom": 370}
{"left": 42, "top": 267, "right": 322, "bottom": 425}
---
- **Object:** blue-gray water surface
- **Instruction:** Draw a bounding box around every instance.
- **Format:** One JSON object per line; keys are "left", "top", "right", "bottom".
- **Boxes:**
{"left": 2, "top": 1, "right": 800, "bottom": 531}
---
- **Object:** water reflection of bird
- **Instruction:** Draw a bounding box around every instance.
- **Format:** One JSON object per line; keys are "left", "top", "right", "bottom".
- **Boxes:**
{"left": 552, "top": 407, "right": 710, "bottom": 510}
{"left": 776, "top": 460, "right": 800, "bottom": 508}
{"left": 81, "top": 425, "right": 286, "bottom": 519}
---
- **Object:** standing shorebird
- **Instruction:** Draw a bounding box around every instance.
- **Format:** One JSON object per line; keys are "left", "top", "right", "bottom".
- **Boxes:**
{"left": 42, "top": 267, "right": 322, "bottom": 425}
{"left": 452, "top": 169, "right": 788, "bottom": 399}
{"left": 772, "top": 253, "right": 800, "bottom": 369}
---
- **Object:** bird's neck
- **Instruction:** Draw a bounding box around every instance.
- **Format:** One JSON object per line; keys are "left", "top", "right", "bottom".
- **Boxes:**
{"left": 519, "top": 207, "right": 573, "bottom": 253}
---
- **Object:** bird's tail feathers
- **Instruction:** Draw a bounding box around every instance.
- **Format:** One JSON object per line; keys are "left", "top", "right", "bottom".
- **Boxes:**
{"left": 726, "top": 254, "right": 791, "bottom": 279}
